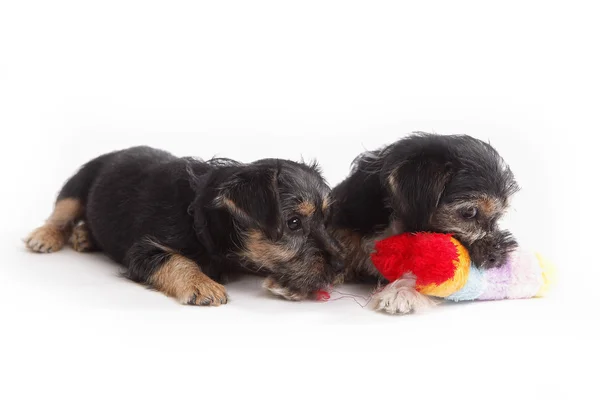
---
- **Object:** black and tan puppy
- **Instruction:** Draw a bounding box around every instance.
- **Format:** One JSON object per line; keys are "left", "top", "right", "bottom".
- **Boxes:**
{"left": 25, "top": 146, "right": 343, "bottom": 305}
{"left": 331, "top": 132, "right": 519, "bottom": 314}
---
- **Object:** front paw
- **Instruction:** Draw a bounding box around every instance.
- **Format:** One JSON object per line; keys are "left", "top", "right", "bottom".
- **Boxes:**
{"left": 184, "top": 278, "right": 228, "bottom": 306}
{"left": 262, "top": 277, "right": 307, "bottom": 301}
{"left": 372, "top": 275, "right": 437, "bottom": 314}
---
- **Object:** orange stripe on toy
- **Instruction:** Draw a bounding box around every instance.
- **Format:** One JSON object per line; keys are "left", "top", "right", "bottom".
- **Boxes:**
{"left": 417, "top": 237, "right": 471, "bottom": 297}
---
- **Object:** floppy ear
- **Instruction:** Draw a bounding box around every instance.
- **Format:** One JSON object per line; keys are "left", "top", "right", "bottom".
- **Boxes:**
{"left": 218, "top": 166, "right": 283, "bottom": 241}
{"left": 186, "top": 163, "right": 220, "bottom": 254}
{"left": 383, "top": 158, "right": 453, "bottom": 231}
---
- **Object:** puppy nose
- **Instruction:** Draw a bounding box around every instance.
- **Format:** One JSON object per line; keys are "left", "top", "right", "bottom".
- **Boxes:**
{"left": 331, "top": 259, "right": 345, "bottom": 274}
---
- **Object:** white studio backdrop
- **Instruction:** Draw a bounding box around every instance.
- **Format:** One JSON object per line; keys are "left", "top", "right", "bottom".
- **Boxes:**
{"left": 0, "top": 1, "right": 597, "bottom": 399}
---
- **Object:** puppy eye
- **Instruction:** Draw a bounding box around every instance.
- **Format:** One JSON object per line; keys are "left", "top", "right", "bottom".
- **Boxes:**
{"left": 287, "top": 217, "right": 302, "bottom": 231}
{"left": 461, "top": 207, "right": 478, "bottom": 219}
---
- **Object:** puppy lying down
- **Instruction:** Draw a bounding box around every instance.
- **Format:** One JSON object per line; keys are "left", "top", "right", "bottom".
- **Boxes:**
{"left": 331, "top": 132, "right": 520, "bottom": 314}
{"left": 25, "top": 146, "right": 344, "bottom": 305}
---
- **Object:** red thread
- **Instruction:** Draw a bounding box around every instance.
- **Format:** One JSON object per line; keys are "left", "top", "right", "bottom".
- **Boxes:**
{"left": 317, "top": 289, "right": 374, "bottom": 308}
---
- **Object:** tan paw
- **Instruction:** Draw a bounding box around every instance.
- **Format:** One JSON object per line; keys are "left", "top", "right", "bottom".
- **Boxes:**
{"left": 181, "top": 278, "right": 229, "bottom": 306}
{"left": 25, "top": 225, "right": 66, "bottom": 253}
{"left": 150, "top": 254, "right": 229, "bottom": 306}
{"left": 70, "top": 222, "right": 94, "bottom": 252}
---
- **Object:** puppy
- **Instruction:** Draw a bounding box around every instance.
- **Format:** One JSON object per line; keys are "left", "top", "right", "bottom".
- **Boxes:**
{"left": 331, "top": 132, "right": 519, "bottom": 314}
{"left": 25, "top": 146, "right": 343, "bottom": 305}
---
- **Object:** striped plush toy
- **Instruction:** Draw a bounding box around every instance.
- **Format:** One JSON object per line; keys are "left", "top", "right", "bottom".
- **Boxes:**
{"left": 370, "top": 232, "right": 555, "bottom": 302}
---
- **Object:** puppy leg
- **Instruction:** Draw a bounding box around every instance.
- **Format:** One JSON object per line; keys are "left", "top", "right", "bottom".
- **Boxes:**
{"left": 372, "top": 273, "right": 437, "bottom": 314}
{"left": 127, "top": 239, "right": 228, "bottom": 306}
{"left": 151, "top": 256, "right": 229, "bottom": 306}
{"left": 25, "top": 198, "right": 84, "bottom": 253}
{"left": 69, "top": 221, "right": 97, "bottom": 252}
{"left": 26, "top": 152, "right": 112, "bottom": 253}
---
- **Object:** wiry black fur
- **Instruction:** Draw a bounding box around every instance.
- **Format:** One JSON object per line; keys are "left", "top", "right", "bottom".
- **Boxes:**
{"left": 331, "top": 132, "right": 519, "bottom": 281}
{"left": 468, "top": 229, "right": 518, "bottom": 270}
{"left": 57, "top": 146, "right": 343, "bottom": 297}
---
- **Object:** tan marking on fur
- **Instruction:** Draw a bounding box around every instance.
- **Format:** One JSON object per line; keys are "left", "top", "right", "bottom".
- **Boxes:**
{"left": 335, "top": 221, "right": 403, "bottom": 283}
{"left": 387, "top": 170, "right": 398, "bottom": 193}
{"left": 149, "top": 254, "right": 227, "bottom": 306}
{"left": 477, "top": 196, "right": 503, "bottom": 216}
{"left": 322, "top": 196, "right": 331, "bottom": 212}
{"left": 336, "top": 228, "right": 361, "bottom": 251}
{"left": 222, "top": 197, "right": 247, "bottom": 218}
{"left": 25, "top": 198, "right": 84, "bottom": 253}
{"left": 70, "top": 222, "right": 94, "bottom": 252}
{"left": 49, "top": 198, "right": 84, "bottom": 227}
{"left": 239, "top": 230, "right": 296, "bottom": 270}
{"left": 297, "top": 200, "right": 316, "bottom": 216}
{"left": 333, "top": 228, "right": 367, "bottom": 282}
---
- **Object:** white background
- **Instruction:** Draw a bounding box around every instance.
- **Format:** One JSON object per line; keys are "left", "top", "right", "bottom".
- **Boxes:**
{"left": 1, "top": 1, "right": 597, "bottom": 399}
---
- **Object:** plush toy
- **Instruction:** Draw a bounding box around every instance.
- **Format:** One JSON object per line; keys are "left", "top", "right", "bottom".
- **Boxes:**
{"left": 370, "top": 232, "right": 555, "bottom": 302}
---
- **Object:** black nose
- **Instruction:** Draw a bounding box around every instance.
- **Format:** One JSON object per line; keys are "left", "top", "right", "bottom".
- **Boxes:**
{"left": 331, "top": 259, "right": 345, "bottom": 274}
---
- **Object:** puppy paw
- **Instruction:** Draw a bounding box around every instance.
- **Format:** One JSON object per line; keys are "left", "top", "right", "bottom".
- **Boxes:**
{"left": 263, "top": 277, "right": 307, "bottom": 301}
{"left": 70, "top": 222, "right": 94, "bottom": 252}
{"left": 25, "top": 225, "right": 66, "bottom": 253}
{"left": 182, "top": 278, "right": 228, "bottom": 306}
{"left": 372, "top": 275, "right": 438, "bottom": 315}
{"left": 149, "top": 254, "right": 229, "bottom": 306}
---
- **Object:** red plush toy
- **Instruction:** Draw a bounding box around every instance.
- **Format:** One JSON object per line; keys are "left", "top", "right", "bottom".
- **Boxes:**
{"left": 316, "top": 232, "right": 554, "bottom": 307}
{"left": 315, "top": 232, "right": 470, "bottom": 302}
{"left": 370, "top": 232, "right": 472, "bottom": 297}
{"left": 369, "top": 231, "right": 554, "bottom": 301}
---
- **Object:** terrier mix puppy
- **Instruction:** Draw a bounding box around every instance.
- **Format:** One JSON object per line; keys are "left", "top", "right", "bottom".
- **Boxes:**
{"left": 331, "top": 132, "right": 519, "bottom": 314}
{"left": 25, "top": 146, "right": 343, "bottom": 305}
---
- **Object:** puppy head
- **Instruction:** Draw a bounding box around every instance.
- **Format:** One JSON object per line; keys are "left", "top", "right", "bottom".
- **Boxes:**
{"left": 362, "top": 132, "right": 519, "bottom": 245}
{"left": 216, "top": 159, "right": 344, "bottom": 299}
{"left": 467, "top": 229, "right": 518, "bottom": 269}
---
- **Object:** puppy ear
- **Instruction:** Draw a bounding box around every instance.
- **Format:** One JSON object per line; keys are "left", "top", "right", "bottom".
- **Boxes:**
{"left": 384, "top": 159, "right": 453, "bottom": 231}
{"left": 218, "top": 166, "right": 283, "bottom": 241}
{"left": 186, "top": 163, "right": 219, "bottom": 254}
